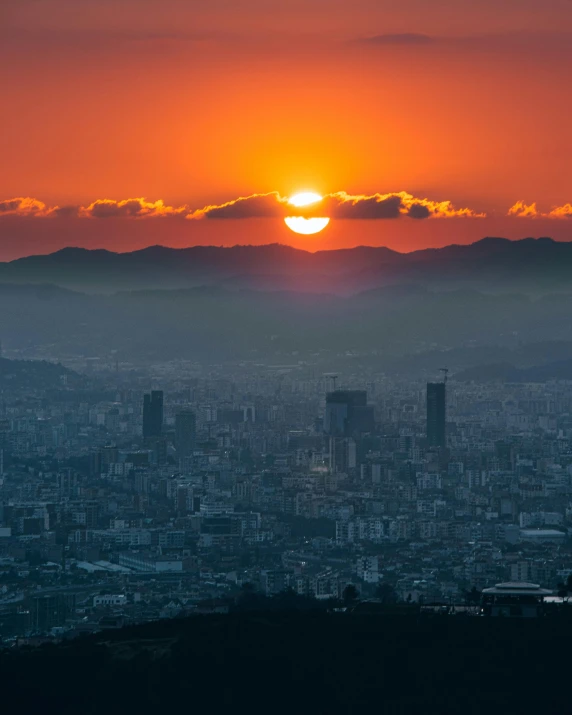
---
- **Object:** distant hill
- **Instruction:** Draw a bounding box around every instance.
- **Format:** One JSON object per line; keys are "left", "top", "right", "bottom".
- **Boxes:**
{"left": 0, "top": 356, "right": 86, "bottom": 390}
{"left": 456, "top": 358, "right": 572, "bottom": 382}
{"left": 0, "top": 237, "right": 571, "bottom": 295}
{"left": 2, "top": 280, "right": 572, "bottom": 361}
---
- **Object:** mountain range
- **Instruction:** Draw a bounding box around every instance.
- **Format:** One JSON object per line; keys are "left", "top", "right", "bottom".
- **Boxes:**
{"left": 1, "top": 237, "right": 572, "bottom": 365}
{"left": 0, "top": 236, "right": 570, "bottom": 294}
{"left": 0, "top": 280, "right": 572, "bottom": 364}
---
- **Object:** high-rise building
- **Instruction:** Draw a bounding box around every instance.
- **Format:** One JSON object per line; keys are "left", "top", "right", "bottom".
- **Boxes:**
{"left": 324, "top": 390, "right": 375, "bottom": 436}
{"left": 427, "top": 382, "right": 446, "bottom": 448}
{"left": 31, "top": 593, "right": 74, "bottom": 631}
{"left": 143, "top": 390, "right": 163, "bottom": 440}
{"left": 175, "top": 410, "right": 196, "bottom": 458}
{"left": 153, "top": 437, "right": 168, "bottom": 466}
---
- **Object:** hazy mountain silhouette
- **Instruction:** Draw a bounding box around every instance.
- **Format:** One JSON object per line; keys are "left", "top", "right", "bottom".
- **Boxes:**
{"left": 456, "top": 358, "right": 572, "bottom": 382}
{"left": 0, "top": 237, "right": 569, "bottom": 294}
{"left": 2, "top": 280, "right": 572, "bottom": 362}
{"left": 0, "top": 355, "right": 86, "bottom": 389}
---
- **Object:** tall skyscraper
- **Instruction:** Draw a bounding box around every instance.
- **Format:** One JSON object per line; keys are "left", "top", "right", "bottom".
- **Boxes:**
{"left": 324, "top": 390, "right": 374, "bottom": 437}
{"left": 427, "top": 382, "right": 446, "bottom": 448}
{"left": 175, "top": 410, "right": 196, "bottom": 458}
{"left": 143, "top": 390, "right": 163, "bottom": 440}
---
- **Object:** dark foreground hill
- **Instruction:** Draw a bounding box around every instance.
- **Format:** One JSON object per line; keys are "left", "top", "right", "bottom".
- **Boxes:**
{"left": 3, "top": 611, "right": 572, "bottom": 714}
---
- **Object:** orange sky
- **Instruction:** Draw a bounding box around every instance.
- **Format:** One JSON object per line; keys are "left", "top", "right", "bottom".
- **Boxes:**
{"left": 1, "top": 0, "right": 571, "bottom": 257}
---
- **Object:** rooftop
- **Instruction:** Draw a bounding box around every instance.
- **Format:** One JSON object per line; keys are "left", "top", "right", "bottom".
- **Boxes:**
{"left": 482, "top": 582, "right": 553, "bottom": 596}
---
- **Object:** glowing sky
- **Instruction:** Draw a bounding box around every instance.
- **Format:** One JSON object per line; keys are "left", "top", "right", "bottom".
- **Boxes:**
{"left": 1, "top": 0, "right": 571, "bottom": 258}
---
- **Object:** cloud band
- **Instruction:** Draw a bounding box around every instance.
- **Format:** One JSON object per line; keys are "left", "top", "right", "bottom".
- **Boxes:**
{"left": 0, "top": 191, "right": 505, "bottom": 221}
{"left": 508, "top": 201, "right": 572, "bottom": 219}
{"left": 188, "top": 190, "right": 485, "bottom": 220}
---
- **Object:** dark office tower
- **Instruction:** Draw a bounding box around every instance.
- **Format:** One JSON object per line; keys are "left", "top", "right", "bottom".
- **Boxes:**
{"left": 143, "top": 390, "right": 163, "bottom": 439}
{"left": 175, "top": 410, "right": 196, "bottom": 458}
{"left": 427, "top": 382, "right": 446, "bottom": 448}
{"left": 154, "top": 437, "right": 168, "bottom": 466}
{"left": 324, "top": 390, "right": 375, "bottom": 437}
{"left": 31, "top": 593, "right": 73, "bottom": 631}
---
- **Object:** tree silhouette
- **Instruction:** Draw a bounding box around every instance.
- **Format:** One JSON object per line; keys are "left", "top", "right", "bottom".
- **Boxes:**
{"left": 343, "top": 584, "right": 359, "bottom": 606}
{"left": 375, "top": 583, "right": 398, "bottom": 604}
{"left": 463, "top": 586, "right": 481, "bottom": 605}
{"left": 555, "top": 575, "right": 572, "bottom": 598}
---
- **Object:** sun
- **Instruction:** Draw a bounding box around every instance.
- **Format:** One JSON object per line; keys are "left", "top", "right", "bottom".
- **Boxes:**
{"left": 288, "top": 191, "right": 324, "bottom": 207}
{"left": 284, "top": 192, "right": 330, "bottom": 235}
{"left": 284, "top": 216, "right": 330, "bottom": 235}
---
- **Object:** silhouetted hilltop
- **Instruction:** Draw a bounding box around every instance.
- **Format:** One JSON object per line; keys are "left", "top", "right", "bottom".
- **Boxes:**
{"left": 0, "top": 237, "right": 570, "bottom": 294}
{"left": 3, "top": 611, "right": 572, "bottom": 714}
{"left": 0, "top": 356, "right": 85, "bottom": 390}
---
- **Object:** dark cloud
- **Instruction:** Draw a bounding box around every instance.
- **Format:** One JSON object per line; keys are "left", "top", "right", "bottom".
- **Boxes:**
{"left": 48, "top": 205, "right": 80, "bottom": 218}
{"left": 407, "top": 203, "right": 432, "bottom": 219}
{"left": 0, "top": 197, "right": 49, "bottom": 216}
{"left": 191, "top": 191, "right": 484, "bottom": 220}
{"left": 87, "top": 199, "right": 147, "bottom": 218}
{"left": 196, "top": 192, "right": 286, "bottom": 219}
{"left": 0, "top": 192, "right": 485, "bottom": 222}
{"left": 194, "top": 192, "right": 407, "bottom": 221}
{"left": 327, "top": 194, "right": 403, "bottom": 219}
{"left": 81, "top": 198, "right": 188, "bottom": 218}
{"left": 0, "top": 199, "right": 22, "bottom": 213}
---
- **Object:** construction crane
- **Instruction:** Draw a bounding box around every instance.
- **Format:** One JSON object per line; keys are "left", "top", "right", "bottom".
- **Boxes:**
{"left": 439, "top": 367, "right": 449, "bottom": 384}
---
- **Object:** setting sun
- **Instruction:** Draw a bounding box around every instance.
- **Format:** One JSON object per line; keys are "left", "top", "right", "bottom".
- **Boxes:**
{"left": 285, "top": 192, "right": 330, "bottom": 234}
{"left": 284, "top": 216, "right": 331, "bottom": 235}
{"left": 288, "top": 192, "right": 323, "bottom": 207}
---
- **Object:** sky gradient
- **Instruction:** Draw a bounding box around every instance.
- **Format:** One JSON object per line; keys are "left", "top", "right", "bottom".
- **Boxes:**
{"left": 1, "top": 0, "right": 571, "bottom": 258}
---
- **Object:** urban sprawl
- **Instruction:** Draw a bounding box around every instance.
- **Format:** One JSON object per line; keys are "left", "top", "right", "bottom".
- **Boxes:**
{"left": 1, "top": 354, "right": 572, "bottom": 640}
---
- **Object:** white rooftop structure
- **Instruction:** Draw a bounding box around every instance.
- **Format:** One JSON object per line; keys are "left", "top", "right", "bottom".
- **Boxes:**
{"left": 481, "top": 582, "right": 553, "bottom": 617}
{"left": 520, "top": 529, "right": 566, "bottom": 543}
{"left": 482, "top": 582, "right": 553, "bottom": 596}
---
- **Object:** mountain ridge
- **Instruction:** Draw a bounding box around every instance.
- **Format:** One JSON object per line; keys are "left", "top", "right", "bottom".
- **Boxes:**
{"left": 0, "top": 237, "right": 570, "bottom": 294}
{"left": 0, "top": 278, "right": 570, "bottom": 362}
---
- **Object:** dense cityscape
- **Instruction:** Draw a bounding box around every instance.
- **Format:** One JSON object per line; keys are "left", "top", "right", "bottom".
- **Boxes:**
{"left": 2, "top": 343, "right": 572, "bottom": 642}
{"left": 3, "top": 0, "right": 572, "bottom": 710}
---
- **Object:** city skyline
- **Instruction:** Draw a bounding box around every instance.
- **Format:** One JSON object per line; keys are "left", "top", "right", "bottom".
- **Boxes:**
{"left": 3, "top": 0, "right": 572, "bottom": 710}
